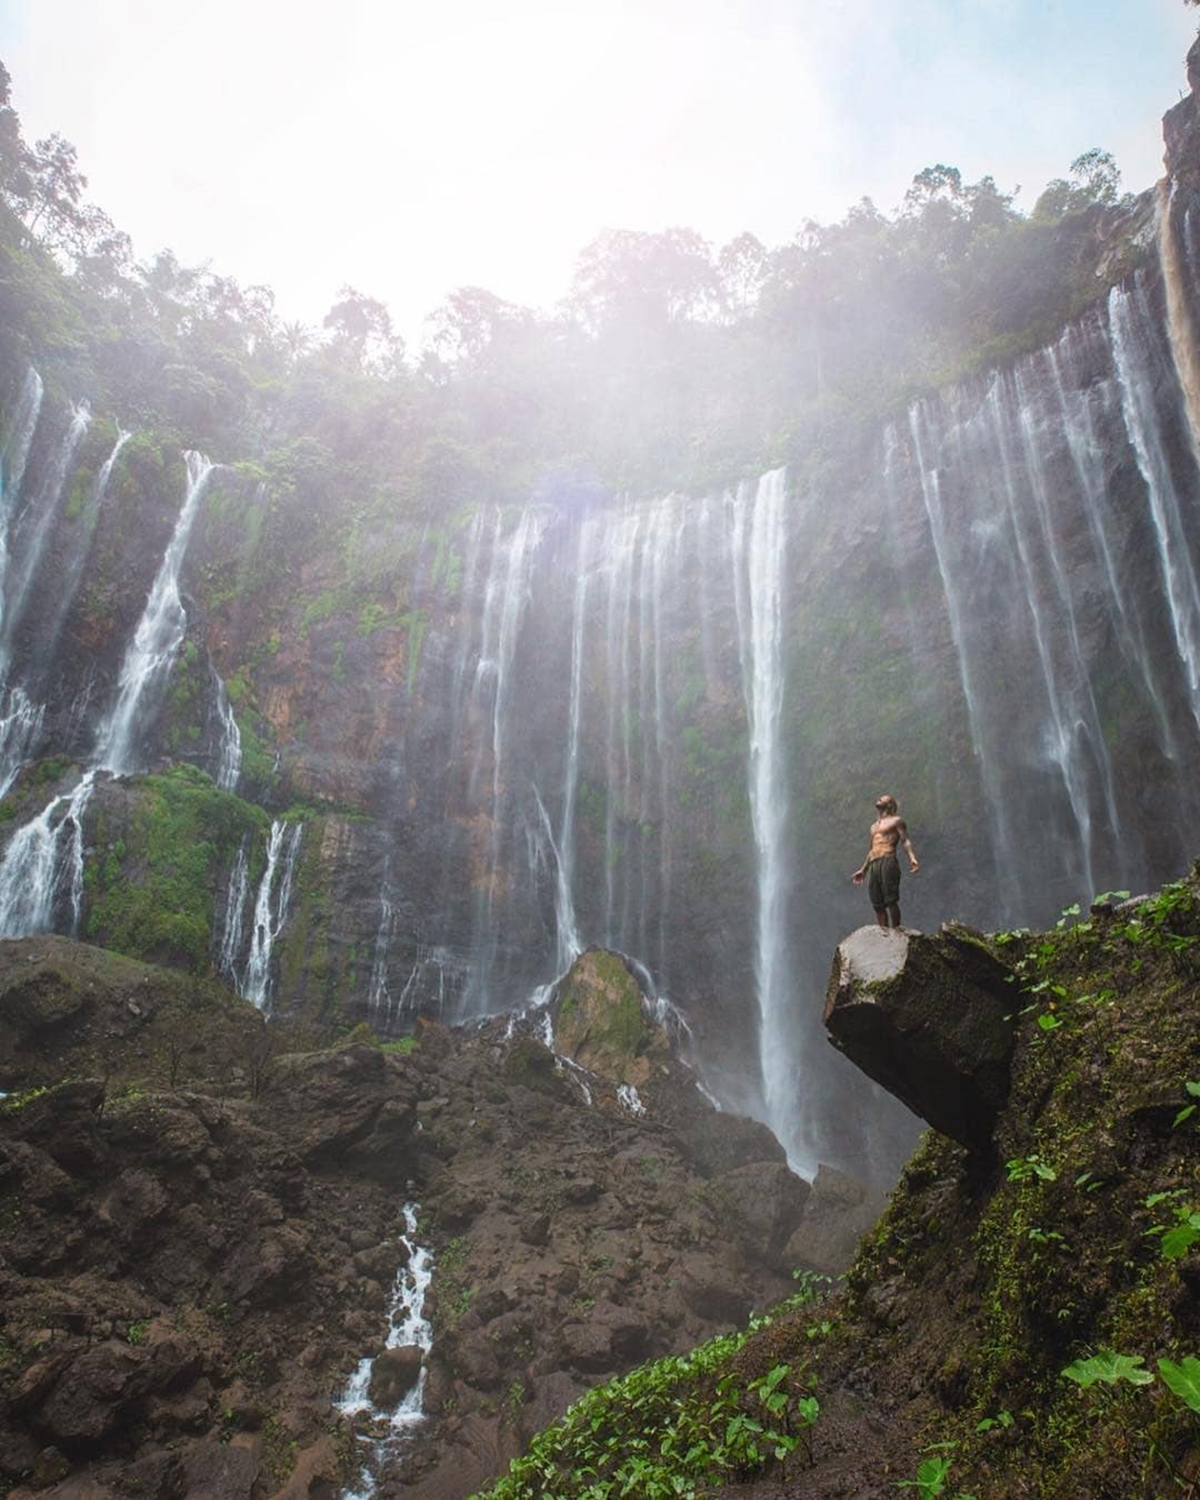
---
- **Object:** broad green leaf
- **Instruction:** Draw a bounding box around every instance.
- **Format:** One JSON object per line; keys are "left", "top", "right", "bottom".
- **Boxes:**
{"left": 1161, "top": 1220, "right": 1200, "bottom": 1260}
{"left": 1158, "top": 1357, "right": 1200, "bottom": 1413}
{"left": 1062, "top": 1350, "right": 1154, "bottom": 1387}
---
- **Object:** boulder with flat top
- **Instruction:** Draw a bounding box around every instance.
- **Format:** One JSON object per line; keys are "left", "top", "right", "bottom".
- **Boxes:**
{"left": 823, "top": 925, "right": 1017, "bottom": 1150}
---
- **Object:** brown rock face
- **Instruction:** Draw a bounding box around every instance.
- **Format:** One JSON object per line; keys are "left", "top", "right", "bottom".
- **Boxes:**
{"left": 1164, "top": 33, "right": 1200, "bottom": 188}
{"left": 784, "top": 1163, "right": 884, "bottom": 1275}
{"left": 824, "top": 925, "right": 1017, "bottom": 1150}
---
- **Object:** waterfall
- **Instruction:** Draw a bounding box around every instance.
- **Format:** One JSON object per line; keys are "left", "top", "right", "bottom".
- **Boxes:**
{"left": 984, "top": 371, "right": 1117, "bottom": 900}
{"left": 532, "top": 784, "right": 580, "bottom": 976}
{"left": 729, "top": 470, "right": 803, "bottom": 1166}
{"left": 37, "top": 426, "right": 130, "bottom": 670}
{"left": 0, "top": 769, "right": 95, "bottom": 938}
{"left": 0, "top": 687, "right": 45, "bottom": 799}
{"left": 213, "top": 673, "right": 242, "bottom": 791}
{"left": 338, "top": 1202, "right": 434, "bottom": 1499}
{"left": 95, "top": 451, "right": 214, "bottom": 774}
{"left": 0, "top": 368, "right": 44, "bottom": 510}
{"left": 241, "top": 819, "right": 303, "bottom": 1011}
{"left": 368, "top": 882, "right": 396, "bottom": 1024}
{"left": 463, "top": 506, "right": 549, "bottom": 1008}
{"left": 217, "top": 837, "right": 250, "bottom": 980}
{"left": 1, "top": 401, "right": 90, "bottom": 675}
{"left": 0, "top": 369, "right": 45, "bottom": 617}
{"left": 1109, "top": 276, "right": 1200, "bottom": 729}
{"left": 906, "top": 403, "right": 1017, "bottom": 912}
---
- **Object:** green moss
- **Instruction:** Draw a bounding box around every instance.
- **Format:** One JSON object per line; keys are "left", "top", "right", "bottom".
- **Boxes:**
{"left": 86, "top": 763, "right": 270, "bottom": 970}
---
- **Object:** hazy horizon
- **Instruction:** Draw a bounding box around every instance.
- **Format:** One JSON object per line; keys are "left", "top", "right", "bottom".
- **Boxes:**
{"left": 3, "top": 0, "right": 1196, "bottom": 344}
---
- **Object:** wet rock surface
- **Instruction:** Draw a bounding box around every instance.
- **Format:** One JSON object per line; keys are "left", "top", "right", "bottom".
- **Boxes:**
{"left": 0, "top": 938, "right": 851, "bottom": 1497}
{"left": 823, "top": 925, "right": 1017, "bottom": 1149}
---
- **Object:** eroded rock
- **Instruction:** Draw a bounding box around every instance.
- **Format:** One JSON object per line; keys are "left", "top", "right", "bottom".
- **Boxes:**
{"left": 824, "top": 925, "right": 1017, "bottom": 1149}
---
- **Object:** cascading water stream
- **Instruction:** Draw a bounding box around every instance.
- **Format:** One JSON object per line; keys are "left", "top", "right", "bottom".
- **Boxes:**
{"left": 36, "top": 426, "right": 131, "bottom": 673}
{"left": 542, "top": 513, "right": 595, "bottom": 978}
{"left": 368, "top": 879, "right": 397, "bottom": 1024}
{"left": 0, "top": 688, "right": 45, "bottom": 799}
{"left": 729, "top": 470, "right": 806, "bottom": 1169}
{"left": 216, "top": 837, "right": 250, "bottom": 980}
{"left": 337, "top": 1202, "right": 434, "bottom": 1499}
{"left": 0, "top": 769, "right": 95, "bottom": 938}
{"left": 905, "top": 403, "right": 1018, "bottom": 915}
{"left": 213, "top": 673, "right": 242, "bottom": 791}
{"left": 241, "top": 819, "right": 303, "bottom": 1011}
{"left": 1, "top": 402, "right": 91, "bottom": 671}
{"left": 464, "top": 506, "right": 548, "bottom": 1009}
{"left": 0, "top": 368, "right": 45, "bottom": 620}
{"left": 95, "top": 451, "right": 214, "bottom": 774}
{"left": 982, "top": 375, "right": 1105, "bottom": 899}
{"left": 1109, "top": 276, "right": 1200, "bottom": 730}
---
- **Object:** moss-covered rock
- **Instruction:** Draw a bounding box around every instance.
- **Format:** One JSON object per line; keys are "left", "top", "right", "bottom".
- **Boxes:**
{"left": 550, "top": 949, "right": 670, "bottom": 1089}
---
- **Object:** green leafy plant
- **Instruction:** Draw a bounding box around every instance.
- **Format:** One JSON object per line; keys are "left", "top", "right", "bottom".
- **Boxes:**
{"left": 1172, "top": 1080, "right": 1200, "bottom": 1128}
{"left": 974, "top": 1409, "right": 1013, "bottom": 1433}
{"left": 1157, "top": 1357, "right": 1200, "bottom": 1414}
{"left": 1061, "top": 1350, "right": 1154, "bottom": 1388}
{"left": 896, "top": 1453, "right": 954, "bottom": 1496}
{"left": 480, "top": 1306, "right": 819, "bottom": 1497}
{"left": 1005, "top": 1154, "right": 1057, "bottom": 1183}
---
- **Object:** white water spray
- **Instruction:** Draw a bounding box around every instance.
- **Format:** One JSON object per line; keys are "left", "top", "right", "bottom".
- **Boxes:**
{"left": 95, "top": 451, "right": 214, "bottom": 774}
{"left": 241, "top": 819, "right": 303, "bottom": 1011}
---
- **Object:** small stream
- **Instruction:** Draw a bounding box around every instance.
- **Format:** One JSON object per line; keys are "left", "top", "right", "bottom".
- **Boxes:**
{"left": 337, "top": 1202, "right": 434, "bottom": 1499}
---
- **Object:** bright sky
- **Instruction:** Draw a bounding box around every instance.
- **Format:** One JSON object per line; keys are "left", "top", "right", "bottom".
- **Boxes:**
{"left": 2, "top": 0, "right": 1196, "bottom": 345}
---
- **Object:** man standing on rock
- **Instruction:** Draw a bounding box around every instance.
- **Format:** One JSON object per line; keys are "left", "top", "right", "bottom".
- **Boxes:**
{"left": 851, "top": 794, "right": 919, "bottom": 931}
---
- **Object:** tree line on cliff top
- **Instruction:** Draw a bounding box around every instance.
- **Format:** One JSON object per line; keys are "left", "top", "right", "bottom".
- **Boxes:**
{"left": 0, "top": 55, "right": 1139, "bottom": 503}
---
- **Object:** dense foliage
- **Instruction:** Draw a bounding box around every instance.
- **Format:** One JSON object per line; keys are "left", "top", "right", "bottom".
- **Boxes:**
{"left": 0, "top": 57, "right": 1147, "bottom": 501}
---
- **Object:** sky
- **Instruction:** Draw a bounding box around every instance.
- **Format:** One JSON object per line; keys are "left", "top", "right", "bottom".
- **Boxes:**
{"left": 1, "top": 0, "right": 1196, "bottom": 346}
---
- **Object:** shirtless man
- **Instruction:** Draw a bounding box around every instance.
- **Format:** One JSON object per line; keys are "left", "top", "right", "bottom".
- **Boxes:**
{"left": 851, "top": 794, "right": 919, "bottom": 931}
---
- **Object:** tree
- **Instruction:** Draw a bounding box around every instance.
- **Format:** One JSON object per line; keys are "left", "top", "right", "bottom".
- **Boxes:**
{"left": 21, "top": 132, "right": 87, "bottom": 249}
{"left": 718, "top": 233, "right": 767, "bottom": 319}
{"left": 567, "top": 227, "right": 722, "bottom": 333}
{"left": 430, "top": 284, "right": 532, "bottom": 366}
{"left": 1033, "top": 148, "right": 1122, "bottom": 221}
{"left": 322, "top": 284, "right": 404, "bottom": 374}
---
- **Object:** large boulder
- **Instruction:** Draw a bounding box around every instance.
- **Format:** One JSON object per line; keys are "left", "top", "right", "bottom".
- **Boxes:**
{"left": 367, "top": 1345, "right": 422, "bottom": 1408}
{"left": 784, "top": 1163, "right": 883, "bottom": 1275}
{"left": 550, "top": 949, "right": 671, "bottom": 1088}
{"left": 823, "top": 926, "right": 1017, "bottom": 1150}
{"left": 713, "top": 1160, "right": 810, "bottom": 1272}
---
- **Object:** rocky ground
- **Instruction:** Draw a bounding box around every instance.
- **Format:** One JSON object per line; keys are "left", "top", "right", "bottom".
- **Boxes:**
{"left": 0, "top": 941, "right": 874, "bottom": 1498}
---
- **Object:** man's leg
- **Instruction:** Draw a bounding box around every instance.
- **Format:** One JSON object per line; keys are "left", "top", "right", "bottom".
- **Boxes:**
{"left": 887, "top": 902, "right": 902, "bottom": 929}
{"left": 873, "top": 906, "right": 889, "bottom": 930}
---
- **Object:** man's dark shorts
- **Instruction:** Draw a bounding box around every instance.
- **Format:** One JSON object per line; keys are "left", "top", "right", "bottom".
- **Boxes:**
{"left": 867, "top": 852, "right": 901, "bottom": 910}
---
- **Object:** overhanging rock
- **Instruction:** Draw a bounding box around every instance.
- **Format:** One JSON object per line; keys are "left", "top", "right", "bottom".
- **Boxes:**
{"left": 823, "top": 926, "right": 1017, "bottom": 1150}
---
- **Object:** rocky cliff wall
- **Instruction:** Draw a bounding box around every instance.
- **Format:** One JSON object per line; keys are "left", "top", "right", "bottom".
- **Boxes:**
{"left": 2, "top": 100, "right": 1200, "bottom": 1187}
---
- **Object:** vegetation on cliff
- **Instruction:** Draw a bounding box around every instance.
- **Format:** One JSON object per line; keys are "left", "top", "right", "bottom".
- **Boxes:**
{"left": 481, "top": 867, "right": 1200, "bottom": 1497}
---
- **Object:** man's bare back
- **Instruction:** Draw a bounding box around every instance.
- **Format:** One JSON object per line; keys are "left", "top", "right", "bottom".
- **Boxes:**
{"left": 851, "top": 794, "right": 919, "bottom": 930}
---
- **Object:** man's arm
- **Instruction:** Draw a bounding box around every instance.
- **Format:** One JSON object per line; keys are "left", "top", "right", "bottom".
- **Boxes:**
{"left": 898, "top": 819, "right": 919, "bottom": 873}
{"left": 851, "top": 843, "right": 872, "bottom": 883}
